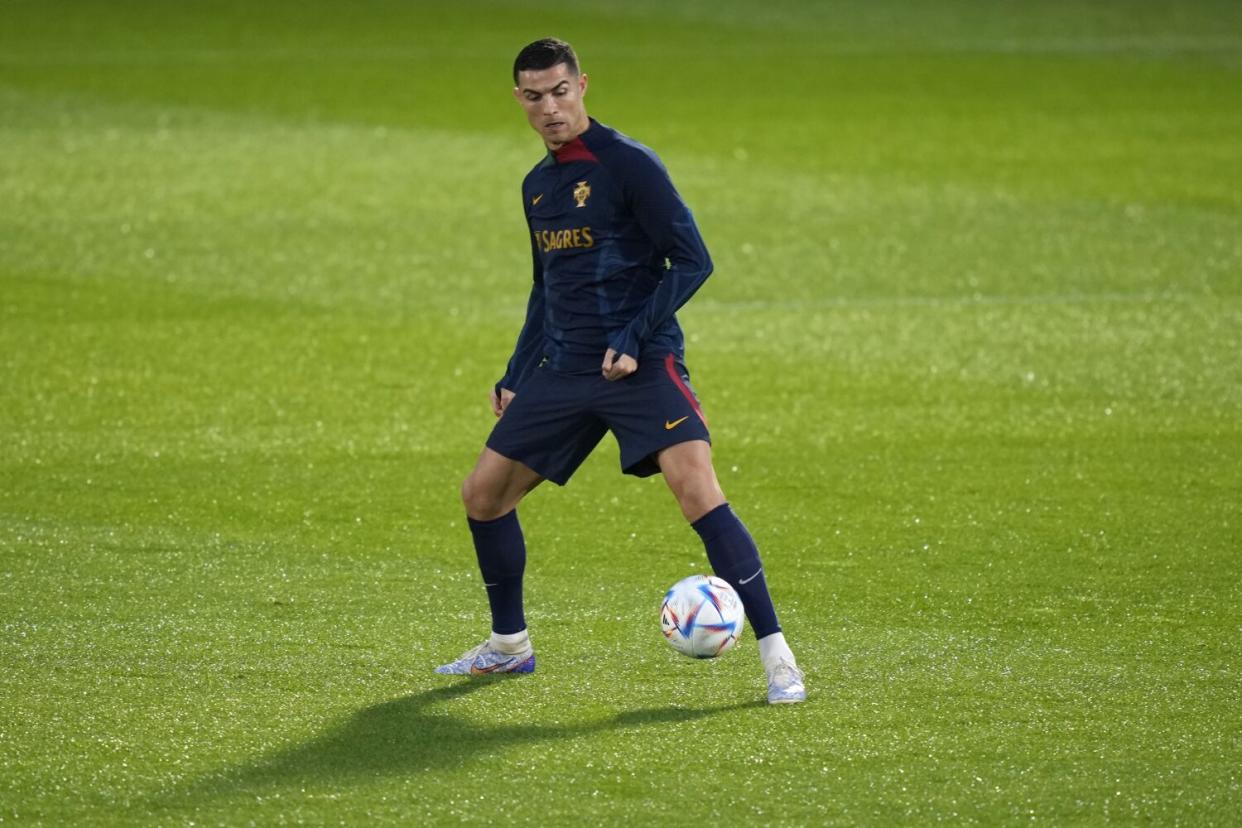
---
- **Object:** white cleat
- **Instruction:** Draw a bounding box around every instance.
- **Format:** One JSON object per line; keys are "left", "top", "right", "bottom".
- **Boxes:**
{"left": 766, "top": 660, "right": 806, "bottom": 704}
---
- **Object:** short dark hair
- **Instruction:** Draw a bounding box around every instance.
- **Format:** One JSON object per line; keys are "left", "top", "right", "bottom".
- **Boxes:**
{"left": 513, "top": 38, "right": 579, "bottom": 84}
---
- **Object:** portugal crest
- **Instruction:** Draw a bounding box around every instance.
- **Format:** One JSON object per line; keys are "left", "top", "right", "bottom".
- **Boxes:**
{"left": 573, "top": 180, "right": 591, "bottom": 208}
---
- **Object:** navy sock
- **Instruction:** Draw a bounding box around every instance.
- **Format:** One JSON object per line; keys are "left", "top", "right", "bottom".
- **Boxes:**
{"left": 691, "top": 503, "right": 781, "bottom": 639}
{"left": 467, "top": 510, "right": 526, "bottom": 635}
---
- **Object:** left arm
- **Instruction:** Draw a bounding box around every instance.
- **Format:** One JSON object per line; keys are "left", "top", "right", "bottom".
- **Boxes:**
{"left": 608, "top": 150, "right": 714, "bottom": 362}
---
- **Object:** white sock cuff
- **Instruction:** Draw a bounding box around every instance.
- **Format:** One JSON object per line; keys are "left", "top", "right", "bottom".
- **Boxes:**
{"left": 490, "top": 629, "right": 530, "bottom": 653}
{"left": 758, "top": 631, "right": 795, "bottom": 670}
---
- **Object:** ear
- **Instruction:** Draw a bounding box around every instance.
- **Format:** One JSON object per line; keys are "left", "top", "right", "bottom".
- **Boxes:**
{"left": 579, "top": 72, "right": 588, "bottom": 96}
{"left": 512, "top": 86, "right": 523, "bottom": 103}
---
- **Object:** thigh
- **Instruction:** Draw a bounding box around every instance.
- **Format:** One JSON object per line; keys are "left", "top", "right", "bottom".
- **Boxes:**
{"left": 486, "top": 368, "right": 608, "bottom": 486}
{"left": 597, "top": 354, "right": 711, "bottom": 478}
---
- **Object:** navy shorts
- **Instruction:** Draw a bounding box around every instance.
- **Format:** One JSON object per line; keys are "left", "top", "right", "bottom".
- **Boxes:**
{"left": 487, "top": 353, "right": 711, "bottom": 485}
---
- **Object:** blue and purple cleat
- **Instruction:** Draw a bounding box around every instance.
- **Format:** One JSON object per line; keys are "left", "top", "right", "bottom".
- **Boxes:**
{"left": 434, "top": 640, "right": 536, "bottom": 676}
{"left": 766, "top": 660, "right": 807, "bottom": 704}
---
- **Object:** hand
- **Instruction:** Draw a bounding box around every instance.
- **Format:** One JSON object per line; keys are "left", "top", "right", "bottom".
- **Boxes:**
{"left": 602, "top": 348, "right": 637, "bottom": 381}
{"left": 490, "top": 387, "right": 516, "bottom": 418}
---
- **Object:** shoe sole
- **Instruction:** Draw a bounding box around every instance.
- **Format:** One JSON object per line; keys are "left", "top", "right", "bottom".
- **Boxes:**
{"left": 768, "top": 686, "right": 807, "bottom": 704}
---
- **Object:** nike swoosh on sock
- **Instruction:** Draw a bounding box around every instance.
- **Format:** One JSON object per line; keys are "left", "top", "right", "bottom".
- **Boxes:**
{"left": 738, "top": 567, "right": 763, "bottom": 585}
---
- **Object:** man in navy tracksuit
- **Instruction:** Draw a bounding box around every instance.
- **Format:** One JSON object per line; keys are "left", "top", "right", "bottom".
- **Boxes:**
{"left": 436, "top": 38, "right": 805, "bottom": 704}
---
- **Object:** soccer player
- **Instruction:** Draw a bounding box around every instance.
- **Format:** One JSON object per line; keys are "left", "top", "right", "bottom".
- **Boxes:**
{"left": 435, "top": 38, "right": 805, "bottom": 704}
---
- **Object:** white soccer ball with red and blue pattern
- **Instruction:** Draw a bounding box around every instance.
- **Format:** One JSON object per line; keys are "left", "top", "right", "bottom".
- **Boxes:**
{"left": 660, "top": 574, "right": 745, "bottom": 658}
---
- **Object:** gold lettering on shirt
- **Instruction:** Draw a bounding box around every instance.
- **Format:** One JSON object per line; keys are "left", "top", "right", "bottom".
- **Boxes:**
{"left": 534, "top": 227, "right": 595, "bottom": 254}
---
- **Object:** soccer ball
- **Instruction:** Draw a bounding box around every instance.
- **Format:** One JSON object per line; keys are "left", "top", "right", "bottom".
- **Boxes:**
{"left": 660, "top": 574, "right": 745, "bottom": 658}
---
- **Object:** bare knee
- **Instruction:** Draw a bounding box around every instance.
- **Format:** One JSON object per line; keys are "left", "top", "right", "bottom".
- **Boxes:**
{"left": 660, "top": 445, "right": 726, "bottom": 522}
{"left": 672, "top": 476, "right": 726, "bottom": 522}
{"left": 461, "top": 471, "right": 509, "bottom": 521}
{"left": 461, "top": 450, "right": 542, "bottom": 521}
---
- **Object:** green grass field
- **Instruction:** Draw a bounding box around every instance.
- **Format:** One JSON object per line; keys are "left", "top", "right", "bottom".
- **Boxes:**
{"left": 3, "top": 1, "right": 1241, "bottom": 823}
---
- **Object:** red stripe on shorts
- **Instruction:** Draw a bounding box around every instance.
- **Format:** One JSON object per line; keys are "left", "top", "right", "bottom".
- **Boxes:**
{"left": 664, "top": 353, "right": 708, "bottom": 427}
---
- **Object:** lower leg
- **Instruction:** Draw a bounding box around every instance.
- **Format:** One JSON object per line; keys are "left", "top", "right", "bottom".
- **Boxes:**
{"left": 690, "top": 503, "right": 783, "bottom": 641}
{"left": 460, "top": 449, "right": 544, "bottom": 639}
{"left": 690, "top": 502, "right": 798, "bottom": 671}
{"left": 659, "top": 443, "right": 796, "bottom": 666}
{"left": 467, "top": 510, "right": 527, "bottom": 636}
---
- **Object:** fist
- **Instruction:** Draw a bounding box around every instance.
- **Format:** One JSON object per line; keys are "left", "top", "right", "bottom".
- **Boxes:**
{"left": 602, "top": 348, "right": 637, "bottom": 381}
{"left": 490, "top": 387, "right": 516, "bottom": 417}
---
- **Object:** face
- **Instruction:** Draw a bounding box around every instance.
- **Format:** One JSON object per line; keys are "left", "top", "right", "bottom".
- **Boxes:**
{"left": 513, "top": 63, "right": 589, "bottom": 150}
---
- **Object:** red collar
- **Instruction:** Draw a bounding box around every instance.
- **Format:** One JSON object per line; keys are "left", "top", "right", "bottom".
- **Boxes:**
{"left": 553, "top": 136, "right": 598, "bottom": 164}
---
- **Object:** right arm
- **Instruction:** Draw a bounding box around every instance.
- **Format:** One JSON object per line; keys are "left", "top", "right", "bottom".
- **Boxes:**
{"left": 493, "top": 226, "right": 546, "bottom": 413}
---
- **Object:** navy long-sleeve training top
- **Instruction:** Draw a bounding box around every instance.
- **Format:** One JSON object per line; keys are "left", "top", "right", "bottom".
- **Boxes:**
{"left": 497, "top": 118, "right": 713, "bottom": 392}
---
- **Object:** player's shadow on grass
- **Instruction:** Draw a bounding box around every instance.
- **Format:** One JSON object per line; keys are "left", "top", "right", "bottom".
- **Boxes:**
{"left": 168, "top": 677, "right": 759, "bottom": 809}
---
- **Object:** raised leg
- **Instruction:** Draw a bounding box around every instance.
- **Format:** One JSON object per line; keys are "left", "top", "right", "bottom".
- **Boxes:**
{"left": 658, "top": 440, "right": 804, "bottom": 702}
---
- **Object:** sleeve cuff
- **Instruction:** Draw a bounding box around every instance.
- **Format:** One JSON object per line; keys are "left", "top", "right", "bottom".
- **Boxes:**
{"left": 609, "top": 330, "right": 640, "bottom": 360}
